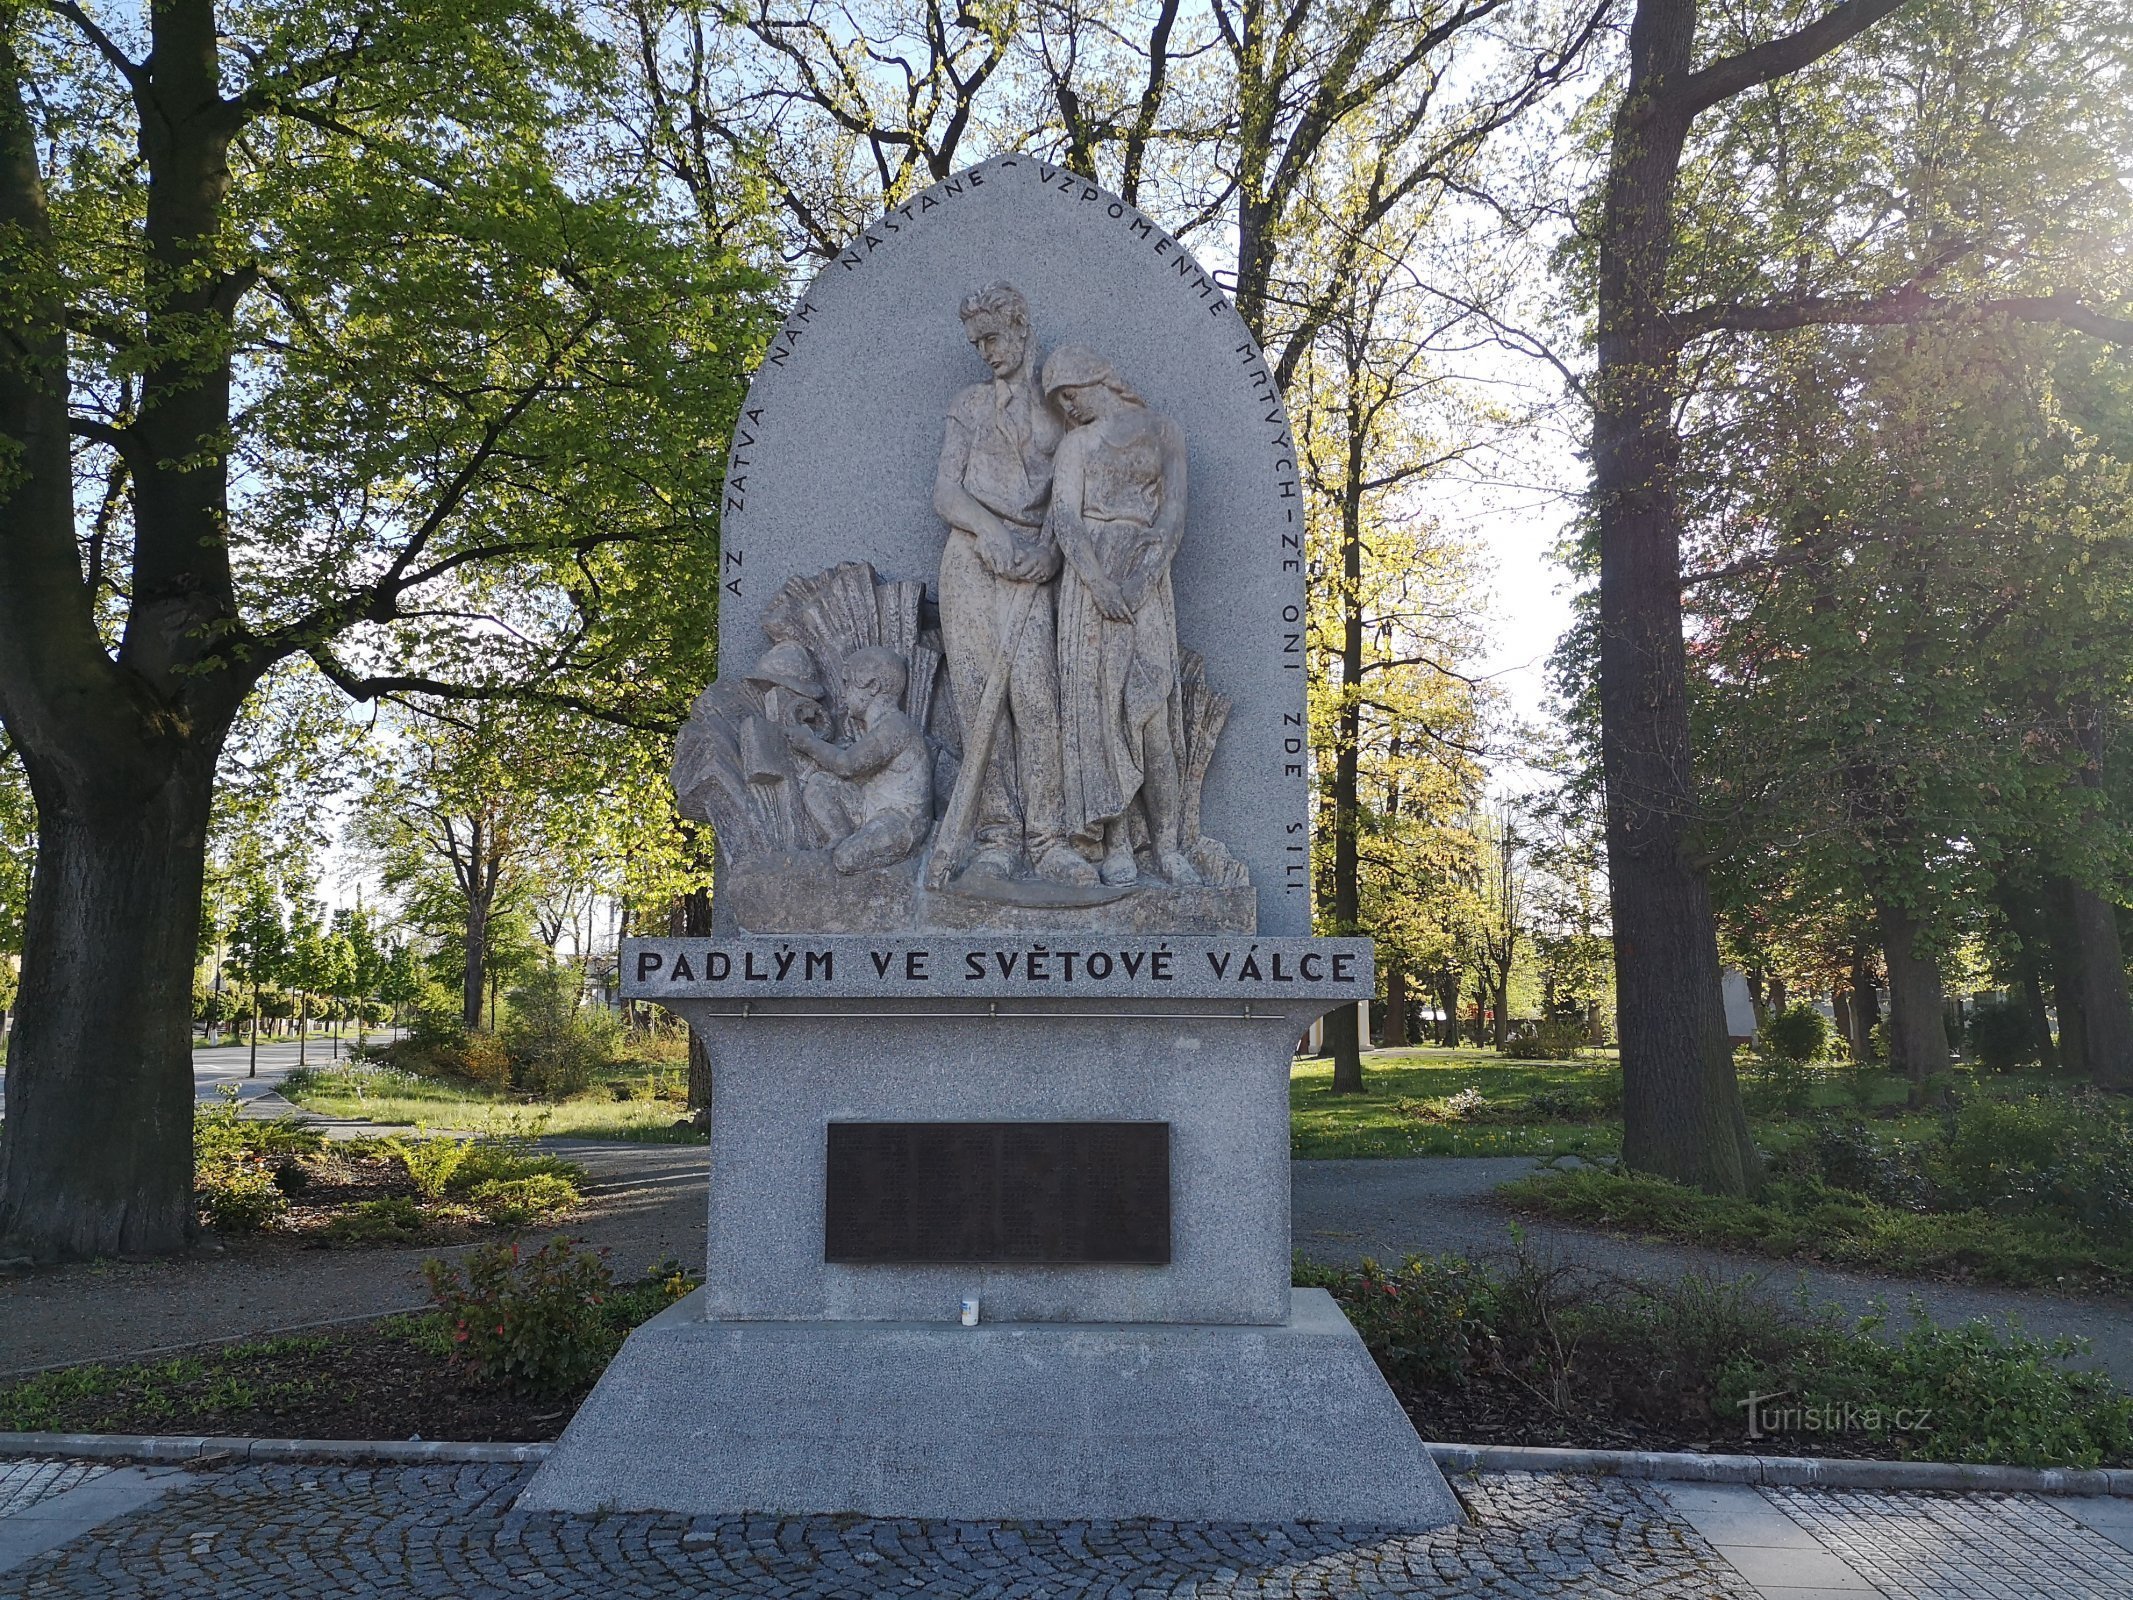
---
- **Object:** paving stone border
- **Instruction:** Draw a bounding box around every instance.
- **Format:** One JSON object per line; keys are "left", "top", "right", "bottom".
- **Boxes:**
{"left": 5, "top": 1431, "right": 2128, "bottom": 1497}
{"left": 1427, "top": 1442, "right": 2133, "bottom": 1498}
{"left": 0, "top": 1433, "right": 547, "bottom": 1465}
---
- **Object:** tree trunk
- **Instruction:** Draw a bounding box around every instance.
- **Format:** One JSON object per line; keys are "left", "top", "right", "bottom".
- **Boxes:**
{"left": 1429, "top": 973, "right": 1456, "bottom": 1045}
{"left": 1382, "top": 969, "right": 1409, "bottom": 1048}
{"left": 1768, "top": 976, "right": 1788, "bottom": 1013}
{"left": 2020, "top": 958, "right": 2058, "bottom": 1071}
{"left": 678, "top": 889, "right": 714, "bottom": 1112}
{"left": 1325, "top": 394, "right": 1368, "bottom": 1096}
{"left": 462, "top": 899, "right": 488, "bottom": 1031}
{"left": 1832, "top": 989, "right": 1852, "bottom": 1053}
{"left": 2059, "top": 879, "right": 2133, "bottom": 1090}
{"left": 1876, "top": 898, "right": 1948, "bottom": 1105}
{"left": 1849, "top": 948, "right": 1880, "bottom": 1060}
{"left": 1490, "top": 973, "right": 1510, "bottom": 1048}
{"left": 0, "top": 778, "right": 213, "bottom": 1259}
{"left": 1591, "top": 4, "right": 1757, "bottom": 1195}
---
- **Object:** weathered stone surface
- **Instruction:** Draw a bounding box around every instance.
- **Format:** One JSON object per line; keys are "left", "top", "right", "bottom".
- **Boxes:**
{"left": 714, "top": 155, "right": 1308, "bottom": 936}
{"left": 674, "top": 1002, "right": 1311, "bottom": 1325}
{"left": 519, "top": 1289, "right": 1462, "bottom": 1526}
{"left": 718, "top": 852, "right": 1258, "bottom": 934}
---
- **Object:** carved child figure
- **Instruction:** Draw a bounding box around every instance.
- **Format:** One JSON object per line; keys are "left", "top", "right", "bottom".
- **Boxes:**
{"left": 784, "top": 646, "right": 934, "bottom": 875}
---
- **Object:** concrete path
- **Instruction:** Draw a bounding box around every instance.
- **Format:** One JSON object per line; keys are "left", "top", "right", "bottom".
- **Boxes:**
{"left": 0, "top": 1032, "right": 395, "bottom": 1119}
{"left": 1291, "top": 1156, "right": 2133, "bottom": 1387}
{"left": 5, "top": 1151, "right": 2130, "bottom": 1388}
{"left": 0, "top": 1142, "right": 705, "bottom": 1375}
{"left": 0, "top": 1456, "right": 2127, "bottom": 1596}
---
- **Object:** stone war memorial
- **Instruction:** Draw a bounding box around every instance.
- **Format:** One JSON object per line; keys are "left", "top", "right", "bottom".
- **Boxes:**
{"left": 521, "top": 155, "right": 1461, "bottom": 1527}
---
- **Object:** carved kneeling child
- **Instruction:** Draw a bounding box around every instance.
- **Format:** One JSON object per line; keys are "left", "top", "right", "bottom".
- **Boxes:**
{"left": 784, "top": 646, "right": 934, "bottom": 875}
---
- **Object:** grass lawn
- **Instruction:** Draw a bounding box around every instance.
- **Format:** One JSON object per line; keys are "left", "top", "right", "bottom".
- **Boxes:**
{"left": 1289, "top": 1046, "right": 1623, "bottom": 1159}
{"left": 283, "top": 1053, "right": 705, "bottom": 1144}
{"left": 1502, "top": 1164, "right": 2133, "bottom": 1295}
{"left": 1289, "top": 1048, "right": 2074, "bottom": 1162}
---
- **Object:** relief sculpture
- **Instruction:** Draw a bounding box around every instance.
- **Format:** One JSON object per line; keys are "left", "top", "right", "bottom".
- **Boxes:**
{"left": 674, "top": 282, "right": 1249, "bottom": 934}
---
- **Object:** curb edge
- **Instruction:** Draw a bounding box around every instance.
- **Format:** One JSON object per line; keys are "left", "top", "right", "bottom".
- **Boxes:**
{"left": 2, "top": 1433, "right": 2125, "bottom": 1496}
{"left": 1423, "top": 1442, "right": 2133, "bottom": 1497}
{"left": 0, "top": 1433, "right": 552, "bottom": 1465}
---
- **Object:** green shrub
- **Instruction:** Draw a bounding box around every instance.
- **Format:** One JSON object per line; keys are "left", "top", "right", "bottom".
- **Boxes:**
{"left": 357, "top": 1024, "right": 511, "bottom": 1088}
{"left": 1743, "top": 1052, "right": 1818, "bottom": 1116}
{"left": 198, "top": 1162, "right": 287, "bottom": 1234}
{"left": 424, "top": 1237, "right": 617, "bottom": 1393}
{"left": 1523, "top": 1069, "right": 1623, "bottom": 1122}
{"left": 195, "top": 1084, "right": 325, "bottom": 1166}
{"left": 1302, "top": 1251, "right": 2133, "bottom": 1468}
{"left": 193, "top": 1085, "right": 315, "bottom": 1232}
{"left": 1967, "top": 999, "right": 2040, "bottom": 1072}
{"left": 1499, "top": 1021, "right": 1583, "bottom": 1061}
{"left": 502, "top": 964, "right": 617, "bottom": 1098}
{"left": 324, "top": 1196, "right": 428, "bottom": 1244}
{"left": 1933, "top": 1094, "right": 2133, "bottom": 1232}
{"left": 468, "top": 1174, "right": 581, "bottom": 1228}
{"left": 1792, "top": 1116, "right": 1930, "bottom": 1209}
{"left": 383, "top": 1135, "right": 471, "bottom": 1200}
{"left": 447, "top": 1134, "right": 586, "bottom": 1195}
{"left": 1762, "top": 1004, "right": 1831, "bottom": 1065}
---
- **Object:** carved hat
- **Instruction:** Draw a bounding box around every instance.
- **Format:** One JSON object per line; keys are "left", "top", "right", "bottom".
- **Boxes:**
{"left": 744, "top": 641, "right": 825, "bottom": 699}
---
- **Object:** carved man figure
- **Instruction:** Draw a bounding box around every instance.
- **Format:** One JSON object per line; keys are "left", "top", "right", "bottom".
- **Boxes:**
{"left": 931, "top": 283, "right": 1096, "bottom": 887}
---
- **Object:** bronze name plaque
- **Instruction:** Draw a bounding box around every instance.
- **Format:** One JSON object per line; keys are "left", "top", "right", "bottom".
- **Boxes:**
{"left": 824, "top": 1121, "right": 1171, "bottom": 1264}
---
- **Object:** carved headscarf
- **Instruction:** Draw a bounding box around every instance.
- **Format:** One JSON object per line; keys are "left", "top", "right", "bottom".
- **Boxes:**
{"left": 1041, "top": 345, "right": 1144, "bottom": 407}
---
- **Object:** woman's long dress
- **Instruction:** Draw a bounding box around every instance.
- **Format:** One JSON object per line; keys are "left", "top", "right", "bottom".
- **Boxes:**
{"left": 1054, "top": 416, "right": 1187, "bottom": 853}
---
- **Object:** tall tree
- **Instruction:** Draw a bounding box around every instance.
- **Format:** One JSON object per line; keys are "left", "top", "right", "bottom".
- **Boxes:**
{"left": 0, "top": 1, "right": 765, "bottom": 1259}
{"left": 1586, "top": 0, "right": 2133, "bottom": 1191}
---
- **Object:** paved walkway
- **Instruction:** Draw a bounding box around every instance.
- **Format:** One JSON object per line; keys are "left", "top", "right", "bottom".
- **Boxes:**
{"left": 6, "top": 1151, "right": 2131, "bottom": 1385}
{"left": 0, "top": 1033, "right": 393, "bottom": 1120}
{"left": 0, "top": 1458, "right": 2128, "bottom": 1595}
{"left": 1293, "top": 1156, "right": 2133, "bottom": 1386}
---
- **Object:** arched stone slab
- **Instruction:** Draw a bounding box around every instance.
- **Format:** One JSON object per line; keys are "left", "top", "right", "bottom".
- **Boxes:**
{"left": 712, "top": 155, "right": 1308, "bottom": 935}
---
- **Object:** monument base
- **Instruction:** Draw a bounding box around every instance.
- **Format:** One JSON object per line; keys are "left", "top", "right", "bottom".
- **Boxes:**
{"left": 517, "top": 1288, "right": 1463, "bottom": 1527}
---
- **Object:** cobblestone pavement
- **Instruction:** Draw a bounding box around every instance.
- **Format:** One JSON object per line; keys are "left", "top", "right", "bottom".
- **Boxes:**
{"left": 4, "top": 1459, "right": 2130, "bottom": 1598}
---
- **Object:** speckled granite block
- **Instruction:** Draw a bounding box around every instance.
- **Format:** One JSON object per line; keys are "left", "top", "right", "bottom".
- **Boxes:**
{"left": 517, "top": 1288, "right": 1462, "bottom": 1527}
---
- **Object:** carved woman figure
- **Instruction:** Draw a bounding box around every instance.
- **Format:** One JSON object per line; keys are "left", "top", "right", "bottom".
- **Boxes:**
{"left": 1041, "top": 345, "right": 1199, "bottom": 886}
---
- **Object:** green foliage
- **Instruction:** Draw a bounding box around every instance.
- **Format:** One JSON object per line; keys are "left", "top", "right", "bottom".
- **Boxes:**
{"left": 1934, "top": 1095, "right": 2133, "bottom": 1234}
{"left": 382, "top": 1136, "right": 471, "bottom": 1201}
{"left": 1742, "top": 1053, "right": 1819, "bottom": 1117}
{"left": 193, "top": 1086, "right": 323, "bottom": 1232}
{"left": 468, "top": 1175, "right": 580, "bottom": 1228}
{"left": 1506, "top": 1162, "right": 2133, "bottom": 1294}
{"left": 1301, "top": 1252, "right": 2133, "bottom": 1468}
{"left": 1762, "top": 1005, "right": 1832, "bottom": 1065}
{"left": 199, "top": 1163, "right": 288, "bottom": 1235}
{"left": 424, "top": 1237, "right": 617, "bottom": 1393}
{"left": 1967, "top": 999, "right": 2041, "bottom": 1073}
{"left": 362, "top": 1028, "right": 512, "bottom": 1088}
{"left": 503, "top": 963, "right": 618, "bottom": 1097}
{"left": 323, "top": 1196, "right": 429, "bottom": 1245}
{"left": 1499, "top": 1021, "right": 1584, "bottom": 1061}
{"left": 450, "top": 1135, "right": 585, "bottom": 1194}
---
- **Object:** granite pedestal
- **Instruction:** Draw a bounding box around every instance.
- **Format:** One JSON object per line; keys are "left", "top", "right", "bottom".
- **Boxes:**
{"left": 519, "top": 938, "right": 1463, "bottom": 1527}
{"left": 517, "top": 1287, "right": 1457, "bottom": 1523}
